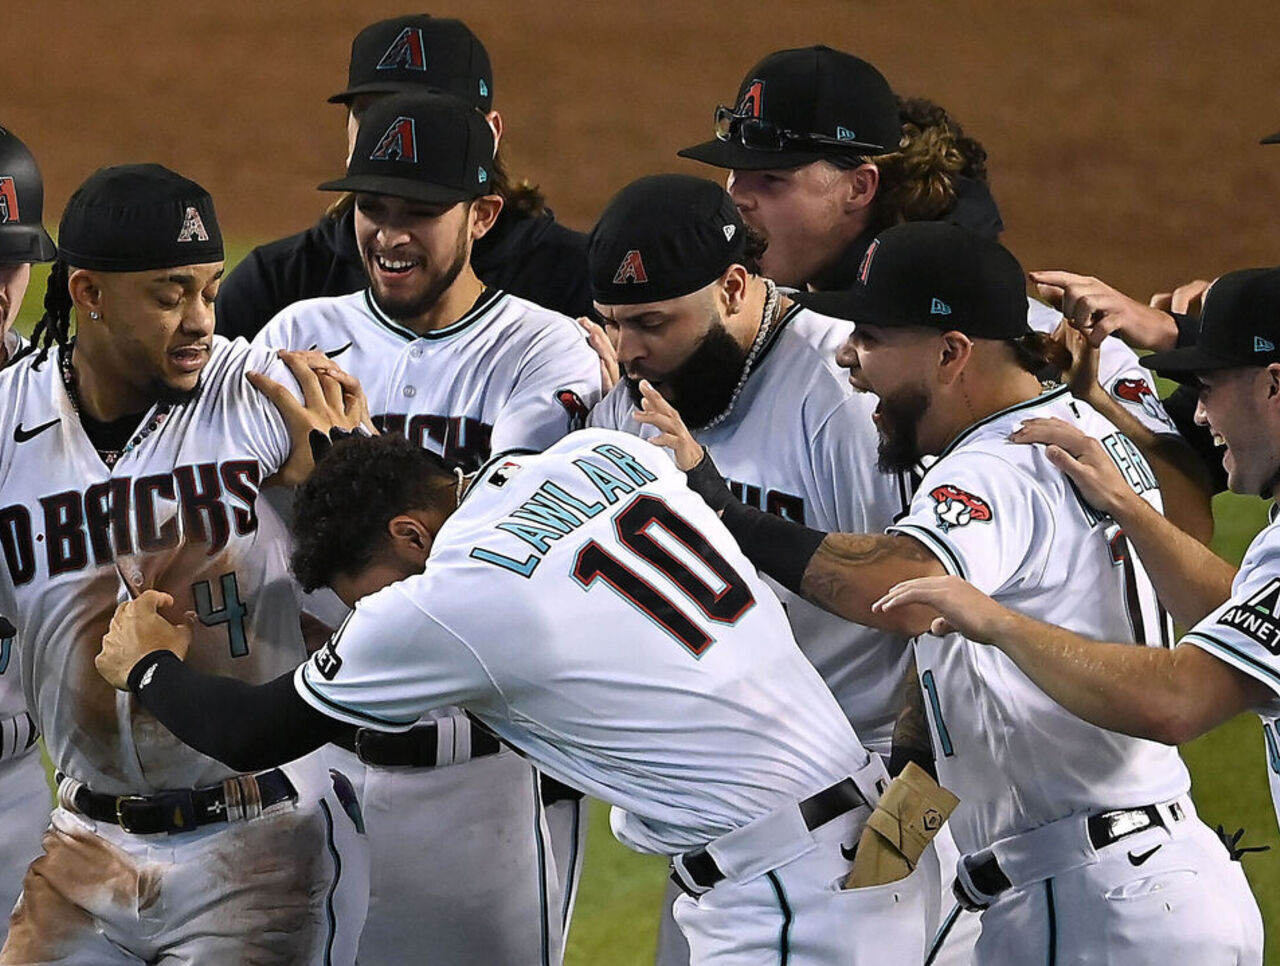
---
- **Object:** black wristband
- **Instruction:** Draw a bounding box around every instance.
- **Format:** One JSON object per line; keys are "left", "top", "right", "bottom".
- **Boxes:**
{"left": 127, "top": 650, "right": 180, "bottom": 694}
{"left": 683, "top": 448, "right": 737, "bottom": 512}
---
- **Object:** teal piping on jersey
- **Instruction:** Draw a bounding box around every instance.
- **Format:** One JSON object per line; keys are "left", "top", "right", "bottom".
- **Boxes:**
{"left": 361, "top": 286, "right": 506, "bottom": 342}
{"left": 935, "top": 385, "right": 1070, "bottom": 461}
{"left": 298, "top": 671, "right": 419, "bottom": 729}
{"left": 886, "top": 522, "right": 968, "bottom": 581}
{"left": 458, "top": 446, "right": 542, "bottom": 507}
{"left": 766, "top": 871, "right": 793, "bottom": 965}
{"left": 318, "top": 799, "right": 341, "bottom": 966}
{"left": 532, "top": 768, "right": 553, "bottom": 966}
{"left": 559, "top": 799, "right": 582, "bottom": 927}
{"left": 924, "top": 903, "right": 964, "bottom": 965}
{"left": 1182, "top": 630, "right": 1280, "bottom": 692}
{"left": 750, "top": 300, "right": 802, "bottom": 372}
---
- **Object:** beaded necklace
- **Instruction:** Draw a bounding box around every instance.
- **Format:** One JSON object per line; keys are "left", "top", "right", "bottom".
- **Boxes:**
{"left": 59, "top": 342, "right": 172, "bottom": 469}
{"left": 697, "top": 278, "right": 780, "bottom": 431}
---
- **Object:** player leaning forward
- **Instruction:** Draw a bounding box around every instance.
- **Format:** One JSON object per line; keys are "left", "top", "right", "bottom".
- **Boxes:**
{"left": 641, "top": 222, "right": 1262, "bottom": 964}
{"left": 95, "top": 422, "right": 931, "bottom": 965}
{"left": 0, "top": 165, "right": 368, "bottom": 964}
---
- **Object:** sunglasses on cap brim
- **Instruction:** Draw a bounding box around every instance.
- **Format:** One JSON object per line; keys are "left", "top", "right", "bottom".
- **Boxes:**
{"left": 712, "top": 105, "right": 882, "bottom": 156}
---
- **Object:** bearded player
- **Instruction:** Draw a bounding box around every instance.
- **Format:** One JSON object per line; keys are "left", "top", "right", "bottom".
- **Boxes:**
{"left": 252, "top": 91, "right": 600, "bottom": 966}
{"left": 0, "top": 164, "right": 367, "bottom": 965}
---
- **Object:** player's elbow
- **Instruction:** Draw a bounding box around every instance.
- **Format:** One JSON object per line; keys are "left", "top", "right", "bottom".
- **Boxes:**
{"left": 1128, "top": 702, "right": 1208, "bottom": 747}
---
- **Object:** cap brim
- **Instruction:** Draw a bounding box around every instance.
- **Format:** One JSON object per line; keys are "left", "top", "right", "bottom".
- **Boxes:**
{"left": 328, "top": 82, "right": 453, "bottom": 105}
{"left": 1140, "top": 344, "right": 1242, "bottom": 383}
{"left": 0, "top": 226, "right": 57, "bottom": 264}
{"left": 318, "top": 175, "right": 479, "bottom": 205}
{"left": 1262, "top": 130, "right": 1280, "bottom": 145}
{"left": 677, "top": 138, "right": 836, "bottom": 172}
{"left": 792, "top": 289, "right": 926, "bottom": 330}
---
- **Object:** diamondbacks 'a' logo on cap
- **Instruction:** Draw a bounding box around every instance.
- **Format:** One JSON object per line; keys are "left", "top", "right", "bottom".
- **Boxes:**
{"left": 176, "top": 206, "right": 210, "bottom": 243}
{"left": 0, "top": 177, "right": 18, "bottom": 223}
{"left": 737, "top": 79, "right": 765, "bottom": 118}
{"left": 613, "top": 250, "right": 649, "bottom": 285}
{"left": 377, "top": 27, "right": 427, "bottom": 71}
{"left": 857, "top": 238, "right": 880, "bottom": 286}
{"left": 370, "top": 116, "right": 418, "bottom": 162}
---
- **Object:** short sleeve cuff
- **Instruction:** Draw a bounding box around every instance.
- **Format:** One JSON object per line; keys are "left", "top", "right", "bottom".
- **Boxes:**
{"left": 886, "top": 523, "right": 968, "bottom": 581}
{"left": 293, "top": 664, "right": 419, "bottom": 732}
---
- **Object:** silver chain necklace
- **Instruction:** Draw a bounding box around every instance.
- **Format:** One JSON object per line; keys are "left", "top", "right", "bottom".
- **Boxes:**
{"left": 697, "top": 278, "right": 780, "bottom": 431}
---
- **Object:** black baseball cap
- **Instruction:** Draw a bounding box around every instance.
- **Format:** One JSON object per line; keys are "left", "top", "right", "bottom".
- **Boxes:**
{"left": 57, "top": 164, "right": 223, "bottom": 272}
{"left": 319, "top": 92, "right": 495, "bottom": 205}
{"left": 1261, "top": 130, "right": 1280, "bottom": 145}
{"left": 678, "top": 46, "right": 900, "bottom": 171}
{"left": 1142, "top": 268, "right": 1280, "bottom": 381}
{"left": 329, "top": 15, "right": 493, "bottom": 112}
{"left": 589, "top": 175, "right": 747, "bottom": 305}
{"left": 794, "top": 221, "right": 1031, "bottom": 339}
{"left": 0, "top": 126, "right": 56, "bottom": 263}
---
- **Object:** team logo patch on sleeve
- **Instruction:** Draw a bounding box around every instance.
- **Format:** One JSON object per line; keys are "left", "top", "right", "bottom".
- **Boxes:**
{"left": 556, "top": 389, "right": 590, "bottom": 431}
{"left": 0, "top": 177, "right": 19, "bottom": 223}
{"left": 1111, "top": 377, "right": 1173, "bottom": 426}
{"left": 929, "top": 485, "right": 992, "bottom": 532}
{"left": 613, "top": 250, "right": 648, "bottom": 285}
{"left": 1216, "top": 578, "right": 1280, "bottom": 654}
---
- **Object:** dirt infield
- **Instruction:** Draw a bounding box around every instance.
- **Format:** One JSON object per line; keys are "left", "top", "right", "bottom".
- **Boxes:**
{"left": 3, "top": 1, "right": 1279, "bottom": 298}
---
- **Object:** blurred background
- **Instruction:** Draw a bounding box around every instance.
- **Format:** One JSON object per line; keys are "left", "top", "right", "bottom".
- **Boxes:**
{"left": 4, "top": 1, "right": 1280, "bottom": 962}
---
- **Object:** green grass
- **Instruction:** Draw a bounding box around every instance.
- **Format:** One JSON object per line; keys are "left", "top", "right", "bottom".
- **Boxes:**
{"left": 13, "top": 249, "right": 1279, "bottom": 964}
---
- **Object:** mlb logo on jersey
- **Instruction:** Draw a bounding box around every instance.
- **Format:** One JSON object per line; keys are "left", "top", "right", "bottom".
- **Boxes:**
{"left": 929, "top": 484, "right": 992, "bottom": 532}
{"left": 370, "top": 117, "right": 418, "bottom": 163}
{"left": 1218, "top": 578, "right": 1280, "bottom": 654}
{"left": 613, "top": 250, "right": 649, "bottom": 285}
{"left": 377, "top": 27, "right": 428, "bottom": 71}
{"left": 488, "top": 460, "right": 524, "bottom": 488}
{"left": 0, "top": 177, "right": 18, "bottom": 223}
{"left": 176, "top": 206, "right": 210, "bottom": 243}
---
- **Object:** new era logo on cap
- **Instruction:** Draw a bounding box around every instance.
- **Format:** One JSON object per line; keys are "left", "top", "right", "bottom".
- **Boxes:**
{"left": 1257, "top": 336, "right": 1276, "bottom": 352}
{"left": 370, "top": 116, "right": 418, "bottom": 162}
{"left": 723, "top": 224, "right": 736, "bottom": 242}
{"left": 613, "top": 250, "right": 648, "bottom": 284}
{"left": 478, "top": 166, "right": 488, "bottom": 184}
{"left": 836, "top": 126, "right": 857, "bottom": 140}
{"left": 176, "top": 206, "right": 209, "bottom": 243}
{"left": 377, "top": 27, "right": 427, "bottom": 71}
{"left": 931, "top": 298, "right": 952, "bottom": 315}
{"left": 0, "top": 177, "right": 18, "bottom": 223}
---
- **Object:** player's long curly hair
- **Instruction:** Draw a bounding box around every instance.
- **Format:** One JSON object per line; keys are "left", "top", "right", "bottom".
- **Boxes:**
{"left": 865, "top": 96, "right": 990, "bottom": 232}
{"left": 11, "top": 258, "right": 73, "bottom": 368}
{"left": 291, "top": 434, "right": 459, "bottom": 593}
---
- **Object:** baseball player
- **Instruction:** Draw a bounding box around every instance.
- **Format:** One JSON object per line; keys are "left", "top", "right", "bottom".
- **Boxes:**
{"left": 681, "top": 46, "right": 1204, "bottom": 538}
{"left": 0, "top": 125, "right": 57, "bottom": 950}
{"left": 95, "top": 427, "right": 930, "bottom": 966}
{"left": 583, "top": 174, "right": 925, "bottom": 960}
{"left": 217, "top": 13, "right": 591, "bottom": 342}
{"left": 876, "top": 265, "right": 1280, "bottom": 839}
{"left": 0, "top": 164, "right": 367, "bottom": 964}
{"left": 641, "top": 222, "right": 1263, "bottom": 964}
{"left": 253, "top": 91, "right": 601, "bottom": 966}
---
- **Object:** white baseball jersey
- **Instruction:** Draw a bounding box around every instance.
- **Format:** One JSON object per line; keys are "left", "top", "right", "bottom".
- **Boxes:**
{"left": 1, "top": 329, "right": 30, "bottom": 728}
{"left": 887, "top": 386, "right": 1190, "bottom": 854}
{"left": 589, "top": 304, "right": 911, "bottom": 754}
{"left": 0, "top": 337, "right": 308, "bottom": 794}
{"left": 1026, "top": 297, "right": 1176, "bottom": 435}
{"left": 296, "top": 429, "right": 871, "bottom": 855}
{"left": 1181, "top": 509, "right": 1280, "bottom": 831}
{"left": 255, "top": 288, "right": 601, "bottom": 471}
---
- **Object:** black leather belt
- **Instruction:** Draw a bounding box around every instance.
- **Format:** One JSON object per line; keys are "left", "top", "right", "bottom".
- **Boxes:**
{"left": 954, "top": 802, "right": 1185, "bottom": 912}
{"left": 671, "top": 778, "right": 867, "bottom": 896}
{"left": 64, "top": 768, "right": 296, "bottom": 836}
{"left": 355, "top": 721, "right": 502, "bottom": 768}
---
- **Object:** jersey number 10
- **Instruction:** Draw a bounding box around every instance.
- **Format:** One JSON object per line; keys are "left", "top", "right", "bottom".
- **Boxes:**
{"left": 572, "top": 494, "right": 755, "bottom": 657}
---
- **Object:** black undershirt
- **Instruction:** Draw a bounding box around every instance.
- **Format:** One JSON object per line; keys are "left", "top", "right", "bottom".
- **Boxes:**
{"left": 78, "top": 408, "right": 148, "bottom": 457}
{"left": 128, "top": 651, "right": 353, "bottom": 771}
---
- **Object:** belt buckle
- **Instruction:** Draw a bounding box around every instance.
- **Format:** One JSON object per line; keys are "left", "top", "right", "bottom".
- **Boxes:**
{"left": 114, "top": 795, "right": 147, "bottom": 834}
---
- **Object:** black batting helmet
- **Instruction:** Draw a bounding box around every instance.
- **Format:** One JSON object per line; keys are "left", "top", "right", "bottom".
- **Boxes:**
{"left": 0, "top": 127, "right": 57, "bottom": 263}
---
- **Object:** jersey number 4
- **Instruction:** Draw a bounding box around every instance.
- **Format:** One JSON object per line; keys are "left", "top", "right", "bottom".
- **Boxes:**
{"left": 192, "top": 571, "right": 249, "bottom": 658}
{"left": 572, "top": 494, "right": 754, "bottom": 657}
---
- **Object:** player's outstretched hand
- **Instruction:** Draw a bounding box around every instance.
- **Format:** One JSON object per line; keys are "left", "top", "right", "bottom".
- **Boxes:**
{"left": 248, "top": 349, "right": 375, "bottom": 487}
{"left": 578, "top": 316, "right": 620, "bottom": 394}
{"left": 1030, "top": 270, "right": 1178, "bottom": 352}
{"left": 1011, "top": 417, "right": 1138, "bottom": 517}
{"left": 97, "top": 590, "right": 192, "bottom": 691}
{"left": 1150, "top": 278, "right": 1211, "bottom": 319}
{"left": 1049, "top": 319, "right": 1103, "bottom": 405}
{"left": 632, "top": 380, "right": 702, "bottom": 471}
{"left": 872, "top": 575, "right": 1012, "bottom": 643}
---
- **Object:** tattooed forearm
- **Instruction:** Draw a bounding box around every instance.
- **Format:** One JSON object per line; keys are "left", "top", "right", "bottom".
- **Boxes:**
{"left": 799, "top": 533, "right": 944, "bottom": 632}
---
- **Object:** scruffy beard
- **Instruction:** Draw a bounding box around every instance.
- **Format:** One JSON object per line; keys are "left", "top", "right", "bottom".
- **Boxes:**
{"left": 367, "top": 220, "right": 470, "bottom": 323}
{"left": 875, "top": 385, "right": 931, "bottom": 473}
{"left": 624, "top": 318, "right": 751, "bottom": 430}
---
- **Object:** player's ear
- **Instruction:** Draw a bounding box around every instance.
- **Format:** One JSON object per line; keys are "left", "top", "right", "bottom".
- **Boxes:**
{"left": 67, "top": 269, "right": 103, "bottom": 320}
{"left": 719, "top": 264, "right": 750, "bottom": 316}
{"left": 468, "top": 195, "right": 504, "bottom": 241}
{"left": 936, "top": 330, "right": 973, "bottom": 385}
{"left": 485, "top": 110, "right": 504, "bottom": 147}
{"left": 841, "top": 162, "right": 880, "bottom": 214}
{"left": 387, "top": 512, "right": 436, "bottom": 567}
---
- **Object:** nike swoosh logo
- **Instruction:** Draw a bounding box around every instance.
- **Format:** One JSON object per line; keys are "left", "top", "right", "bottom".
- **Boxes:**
{"left": 840, "top": 843, "right": 857, "bottom": 862}
{"left": 1128, "top": 845, "right": 1162, "bottom": 866}
{"left": 324, "top": 342, "right": 353, "bottom": 359}
{"left": 13, "top": 418, "right": 59, "bottom": 443}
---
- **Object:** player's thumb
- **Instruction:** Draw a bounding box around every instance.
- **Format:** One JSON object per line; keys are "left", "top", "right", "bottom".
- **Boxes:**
{"left": 930, "top": 616, "right": 957, "bottom": 637}
{"left": 136, "top": 589, "right": 175, "bottom": 614}
{"left": 246, "top": 370, "right": 287, "bottom": 404}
